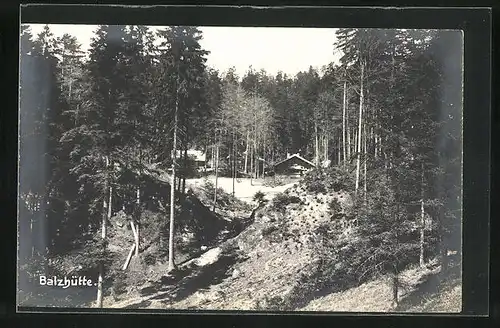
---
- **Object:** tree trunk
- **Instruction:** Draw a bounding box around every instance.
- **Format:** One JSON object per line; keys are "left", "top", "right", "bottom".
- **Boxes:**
{"left": 250, "top": 137, "right": 254, "bottom": 180}
{"left": 314, "top": 122, "right": 319, "bottom": 166}
{"left": 254, "top": 129, "right": 258, "bottom": 180}
{"left": 254, "top": 140, "right": 257, "bottom": 179}
{"left": 323, "top": 137, "right": 327, "bottom": 165}
{"left": 324, "top": 134, "right": 327, "bottom": 164}
{"left": 176, "top": 167, "right": 181, "bottom": 193}
{"left": 211, "top": 138, "right": 215, "bottom": 170}
{"left": 168, "top": 65, "right": 180, "bottom": 273}
{"left": 244, "top": 131, "right": 249, "bottom": 174}
{"left": 392, "top": 268, "right": 399, "bottom": 308}
{"left": 96, "top": 262, "right": 104, "bottom": 308}
{"left": 96, "top": 155, "right": 111, "bottom": 308}
{"left": 346, "top": 88, "right": 351, "bottom": 162}
{"left": 383, "top": 136, "right": 388, "bottom": 170}
{"left": 363, "top": 123, "right": 367, "bottom": 203}
{"left": 420, "top": 162, "right": 426, "bottom": 267}
{"left": 342, "top": 80, "right": 347, "bottom": 165}
{"left": 355, "top": 63, "right": 364, "bottom": 194}
{"left": 353, "top": 130, "right": 357, "bottom": 164}
{"left": 392, "top": 179, "right": 401, "bottom": 308}
{"left": 213, "top": 137, "right": 219, "bottom": 212}
{"left": 135, "top": 187, "right": 140, "bottom": 256}
{"left": 347, "top": 130, "right": 351, "bottom": 162}
{"left": 108, "top": 184, "right": 113, "bottom": 225}
{"left": 377, "top": 125, "right": 382, "bottom": 158}
{"left": 203, "top": 144, "right": 208, "bottom": 173}
{"left": 263, "top": 133, "right": 267, "bottom": 178}
{"left": 370, "top": 126, "right": 374, "bottom": 158}
{"left": 182, "top": 145, "right": 187, "bottom": 194}
{"left": 232, "top": 130, "right": 236, "bottom": 196}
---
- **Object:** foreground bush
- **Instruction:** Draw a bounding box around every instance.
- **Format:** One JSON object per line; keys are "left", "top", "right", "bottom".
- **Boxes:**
{"left": 271, "top": 192, "right": 302, "bottom": 212}
{"left": 302, "top": 166, "right": 355, "bottom": 194}
{"left": 253, "top": 191, "right": 267, "bottom": 204}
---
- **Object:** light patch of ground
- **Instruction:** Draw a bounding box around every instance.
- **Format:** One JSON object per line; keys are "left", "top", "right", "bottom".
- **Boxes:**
{"left": 299, "top": 275, "right": 397, "bottom": 312}
{"left": 189, "top": 247, "right": 222, "bottom": 267}
{"left": 186, "top": 176, "right": 296, "bottom": 203}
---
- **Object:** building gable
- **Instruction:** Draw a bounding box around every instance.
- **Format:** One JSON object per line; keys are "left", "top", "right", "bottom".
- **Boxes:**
{"left": 273, "top": 154, "right": 315, "bottom": 174}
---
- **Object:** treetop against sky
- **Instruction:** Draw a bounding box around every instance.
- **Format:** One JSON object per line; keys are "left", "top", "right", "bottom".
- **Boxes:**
{"left": 26, "top": 24, "right": 341, "bottom": 77}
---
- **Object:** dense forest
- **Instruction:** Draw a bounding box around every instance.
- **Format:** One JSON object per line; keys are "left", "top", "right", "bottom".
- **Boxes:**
{"left": 18, "top": 25, "right": 462, "bottom": 310}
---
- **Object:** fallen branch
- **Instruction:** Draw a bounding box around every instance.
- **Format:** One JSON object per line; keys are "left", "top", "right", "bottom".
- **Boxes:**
{"left": 130, "top": 221, "right": 138, "bottom": 240}
{"left": 122, "top": 243, "right": 136, "bottom": 270}
{"left": 130, "top": 221, "right": 139, "bottom": 255}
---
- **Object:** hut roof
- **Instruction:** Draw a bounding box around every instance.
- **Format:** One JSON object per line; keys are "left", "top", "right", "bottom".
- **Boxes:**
{"left": 272, "top": 153, "right": 315, "bottom": 168}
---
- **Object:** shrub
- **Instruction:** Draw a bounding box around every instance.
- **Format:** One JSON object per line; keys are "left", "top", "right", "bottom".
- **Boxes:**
{"left": 47, "top": 233, "right": 116, "bottom": 278}
{"left": 111, "top": 271, "right": 128, "bottom": 298}
{"left": 19, "top": 255, "right": 47, "bottom": 282}
{"left": 308, "top": 180, "right": 327, "bottom": 193}
{"left": 271, "top": 193, "right": 301, "bottom": 212}
{"left": 264, "top": 295, "right": 289, "bottom": 311}
{"left": 142, "top": 253, "right": 157, "bottom": 266}
{"left": 329, "top": 198, "right": 343, "bottom": 219}
{"left": 262, "top": 225, "right": 278, "bottom": 237}
{"left": 253, "top": 191, "right": 267, "bottom": 204}
{"left": 303, "top": 166, "right": 354, "bottom": 193}
{"left": 263, "top": 175, "right": 287, "bottom": 187}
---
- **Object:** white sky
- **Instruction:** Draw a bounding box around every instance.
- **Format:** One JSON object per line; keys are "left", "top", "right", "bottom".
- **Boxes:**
{"left": 27, "top": 24, "right": 341, "bottom": 77}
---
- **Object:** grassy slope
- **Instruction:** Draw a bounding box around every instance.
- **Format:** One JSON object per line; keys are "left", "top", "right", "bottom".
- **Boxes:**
{"left": 298, "top": 259, "right": 461, "bottom": 313}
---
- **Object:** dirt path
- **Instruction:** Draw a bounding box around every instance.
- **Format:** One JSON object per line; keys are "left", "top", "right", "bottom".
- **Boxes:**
{"left": 186, "top": 176, "right": 295, "bottom": 203}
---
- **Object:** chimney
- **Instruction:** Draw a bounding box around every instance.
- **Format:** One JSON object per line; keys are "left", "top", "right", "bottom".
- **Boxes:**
{"left": 287, "top": 152, "right": 290, "bottom": 158}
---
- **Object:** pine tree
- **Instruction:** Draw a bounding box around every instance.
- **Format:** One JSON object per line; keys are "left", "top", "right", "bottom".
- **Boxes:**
{"left": 58, "top": 25, "right": 128, "bottom": 307}
{"left": 155, "top": 26, "right": 209, "bottom": 271}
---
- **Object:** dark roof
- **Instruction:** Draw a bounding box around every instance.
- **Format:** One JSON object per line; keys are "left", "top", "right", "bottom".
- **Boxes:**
{"left": 272, "top": 154, "right": 316, "bottom": 168}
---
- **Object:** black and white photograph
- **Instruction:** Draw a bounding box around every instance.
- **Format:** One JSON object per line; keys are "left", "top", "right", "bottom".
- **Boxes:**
{"left": 17, "top": 20, "right": 463, "bottom": 313}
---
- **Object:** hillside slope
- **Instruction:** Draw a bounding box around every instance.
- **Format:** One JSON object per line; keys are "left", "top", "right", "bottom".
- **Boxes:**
{"left": 105, "top": 171, "right": 461, "bottom": 312}
{"left": 298, "top": 258, "right": 461, "bottom": 313}
{"left": 108, "top": 180, "right": 354, "bottom": 310}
